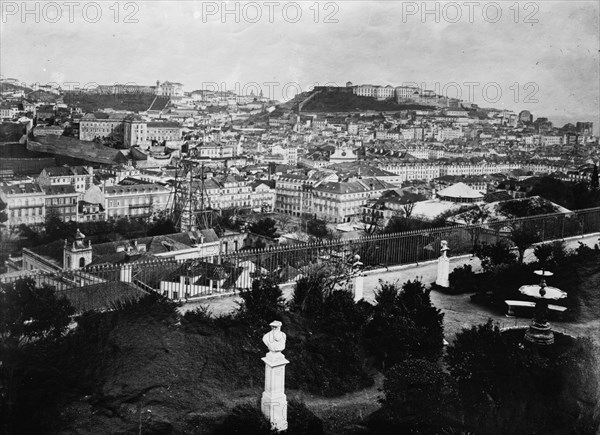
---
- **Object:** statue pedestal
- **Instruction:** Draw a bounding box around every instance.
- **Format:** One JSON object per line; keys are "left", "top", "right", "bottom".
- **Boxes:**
{"left": 524, "top": 320, "right": 554, "bottom": 345}
{"left": 353, "top": 274, "right": 364, "bottom": 301}
{"left": 436, "top": 255, "right": 450, "bottom": 288}
{"left": 261, "top": 352, "right": 289, "bottom": 432}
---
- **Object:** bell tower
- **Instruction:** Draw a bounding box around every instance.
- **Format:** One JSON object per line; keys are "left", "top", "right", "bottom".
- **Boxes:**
{"left": 63, "top": 229, "right": 93, "bottom": 270}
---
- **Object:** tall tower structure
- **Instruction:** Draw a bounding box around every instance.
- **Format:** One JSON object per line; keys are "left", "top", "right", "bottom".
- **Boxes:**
{"left": 63, "top": 229, "right": 92, "bottom": 270}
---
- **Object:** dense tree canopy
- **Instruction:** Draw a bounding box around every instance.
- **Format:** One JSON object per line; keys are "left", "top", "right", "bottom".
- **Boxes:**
{"left": 364, "top": 280, "right": 444, "bottom": 369}
{"left": 369, "top": 358, "right": 460, "bottom": 434}
{"left": 527, "top": 176, "right": 600, "bottom": 210}
{"left": 305, "top": 217, "right": 330, "bottom": 240}
{"left": 0, "top": 277, "right": 74, "bottom": 343}
{"left": 446, "top": 321, "right": 600, "bottom": 435}
{"left": 249, "top": 217, "right": 278, "bottom": 238}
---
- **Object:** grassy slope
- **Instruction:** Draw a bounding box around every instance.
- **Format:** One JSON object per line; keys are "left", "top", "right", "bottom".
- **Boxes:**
{"left": 57, "top": 310, "right": 375, "bottom": 434}
{"left": 299, "top": 88, "right": 435, "bottom": 113}
{"left": 62, "top": 93, "right": 159, "bottom": 113}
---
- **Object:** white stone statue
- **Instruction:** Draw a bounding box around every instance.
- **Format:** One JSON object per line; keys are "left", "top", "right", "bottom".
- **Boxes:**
{"left": 351, "top": 254, "right": 364, "bottom": 302}
{"left": 261, "top": 320, "right": 289, "bottom": 432}
{"left": 436, "top": 240, "right": 450, "bottom": 288}
{"left": 262, "top": 320, "right": 286, "bottom": 353}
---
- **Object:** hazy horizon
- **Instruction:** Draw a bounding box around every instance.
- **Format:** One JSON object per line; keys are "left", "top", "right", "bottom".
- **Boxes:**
{"left": 2, "top": 1, "right": 599, "bottom": 132}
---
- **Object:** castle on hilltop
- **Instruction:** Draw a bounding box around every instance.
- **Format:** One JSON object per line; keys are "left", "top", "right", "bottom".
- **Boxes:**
{"left": 93, "top": 80, "right": 184, "bottom": 97}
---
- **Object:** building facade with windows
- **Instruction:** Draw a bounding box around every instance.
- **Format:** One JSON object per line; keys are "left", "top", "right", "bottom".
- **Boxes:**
{"left": 104, "top": 183, "right": 170, "bottom": 219}
{"left": 312, "top": 178, "right": 395, "bottom": 223}
{"left": 204, "top": 175, "right": 252, "bottom": 210}
{"left": 79, "top": 112, "right": 127, "bottom": 141}
{"left": 42, "top": 184, "right": 78, "bottom": 222}
{"left": 0, "top": 183, "right": 45, "bottom": 230}
{"left": 38, "top": 166, "right": 94, "bottom": 194}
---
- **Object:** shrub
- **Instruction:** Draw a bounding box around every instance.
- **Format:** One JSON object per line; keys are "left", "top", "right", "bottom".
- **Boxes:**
{"left": 249, "top": 218, "right": 278, "bottom": 238}
{"left": 317, "top": 290, "right": 371, "bottom": 336}
{"left": 109, "top": 292, "right": 180, "bottom": 326}
{"left": 534, "top": 241, "right": 569, "bottom": 269}
{"left": 287, "top": 330, "right": 373, "bottom": 397}
{"left": 291, "top": 275, "right": 326, "bottom": 315}
{"left": 509, "top": 227, "right": 542, "bottom": 263}
{"left": 180, "top": 305, "right": 218, "bottom": 335}
{"left": 367, "top": 358, "right": 460, "bottom": 434}
{"left": 364, "top": 280, "right": 444, "bottom": 369}
{"left": 290, "top": 261, "right": 351, "bottom": 316}
{"left": 533, "top": 242, "right": 553, "bottom": 265}
{"left": 446, "top": 321, "right": 600, "bottom": 435}
{"left": 0, "top": 277, "right": 75, "bottom": 342}
{"left": 237, "top": 273, "right": 285, "bottom": 328}
{"left": 488, "top": 262, "right": 536, "bottom": 308}
{"left": 448, "top": 264, "right": 479, "bottom": 294}
{"left": 474, "top": 240, "right": 517, "bottom": 271}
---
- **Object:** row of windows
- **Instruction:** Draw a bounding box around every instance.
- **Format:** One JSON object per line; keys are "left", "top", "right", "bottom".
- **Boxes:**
{"left": 108, "top": 208, "right": 149, "bottom": 217}
{"left": 46, "top": 197, "right": 77, "bottom": 205}
{"left": 108, "top": 198, "right": 165, "bottom": 207}
{"left": 11, "top": 206, "right": 76, "bottom": 217}
{"left": 9, "top": 199, "right": 44, "bottom": 206}
{"left": 11, "top": 208, "right": 42, "bottom": 217}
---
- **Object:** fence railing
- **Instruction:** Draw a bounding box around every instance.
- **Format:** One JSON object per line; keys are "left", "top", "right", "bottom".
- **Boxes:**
{"left": 2, "top": 207, "right": 600, "bottom": 304}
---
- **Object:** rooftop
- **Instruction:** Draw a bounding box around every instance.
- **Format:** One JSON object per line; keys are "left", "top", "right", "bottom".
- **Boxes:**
{"left": 437, "top": 182, "right": 484, "bottom": 199}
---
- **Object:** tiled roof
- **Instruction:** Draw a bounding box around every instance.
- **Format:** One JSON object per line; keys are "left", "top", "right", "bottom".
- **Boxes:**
{"left": 1, "top": 182, "right": 43, "bottom": 195}
{"left": 43, "top": 184, "right": 77, "bottom": 195}
{"left": 58, "top": 281, "right": 147, "bottom": 313}
{"left": 315, "top": 178, "right": 395, "bottom": 195}
{"left": 104, "top": 183, "right": 168, "bottom": 194}
{"left": 43, "top": 166, "right": 72, "bottom": 176}
{"left": 146, "top": 121, "right": 181, "bottom": 128}
{"left": 437, "top": 182, "right": 483, "bottom": 199}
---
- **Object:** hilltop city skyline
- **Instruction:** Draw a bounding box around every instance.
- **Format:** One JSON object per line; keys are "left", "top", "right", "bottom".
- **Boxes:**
{"left": 2, "top": 1, "right": 599, "bottom": 131}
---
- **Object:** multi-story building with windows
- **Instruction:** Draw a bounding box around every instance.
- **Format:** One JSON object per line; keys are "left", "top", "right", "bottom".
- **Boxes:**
{"left": 78, "top": 201, "right": 105, "bottom": 222}
{"left": 123, "top": 115, "right": 147, "bottom": 147}
{"left": 376, "top": 162, "right": 442, "bottom": 182}
{"left": 38, "top": 166, "right": 94, "bottom": 194}
{"left": 312, "top": 178, "right": 396, "bottom": 223}
{"left": 155, "top": 81, "right": 184, "bottom": 97}
{"left": 274, "top": 171, "right": 338, "bottom": 217}
{"left": 250, "top": 180, "right": 276, "bottom": 212}
{"left": 375, "top": 85, "right": 395, "bottom": 100}
{"left": 42, "top": 184, "right": 78, "bottom": 222}
{"left": 104, "top": 183, "right": 170, "bottom": 219}
{"left": 395, "top": 86, "right": 420, "bottom": 101}
{"left": 0, "top": 182, "right": 45, "bottom": 230}
{"left": 146, "top": 121, "right": 182, "bottom": 144}
{"left": 192, "top": 143, "right": 234, "bottom": 159}
{"left": 354, "top": 84, "right": 377, "bottom": 98}
{"left": 123, "top": 117, "right": 182, "bottom": 147}
{"left": 79, "top": 112, "right": 127, "bottom": 141}
{"left": 204, "top": 175, "right": 253, "bottom": 210}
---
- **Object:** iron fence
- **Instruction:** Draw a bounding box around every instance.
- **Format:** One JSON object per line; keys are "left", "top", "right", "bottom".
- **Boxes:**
{"left": 1, "top": 207, "right": 600, "bottom": 304}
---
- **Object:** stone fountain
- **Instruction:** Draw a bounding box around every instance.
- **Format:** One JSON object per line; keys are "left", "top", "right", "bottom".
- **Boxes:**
{"left": 519, "top": 270, "right": 567, "bottom": 345}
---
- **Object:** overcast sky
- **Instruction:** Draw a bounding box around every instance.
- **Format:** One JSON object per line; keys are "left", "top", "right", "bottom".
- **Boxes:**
{"left": 2, "top": 1, "right": 598, "bottom": 130}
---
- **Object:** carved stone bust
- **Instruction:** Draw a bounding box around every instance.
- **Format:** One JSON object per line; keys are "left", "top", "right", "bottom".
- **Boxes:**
{"left": 262, "top": 320, "right": 286, "bottom": 353}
